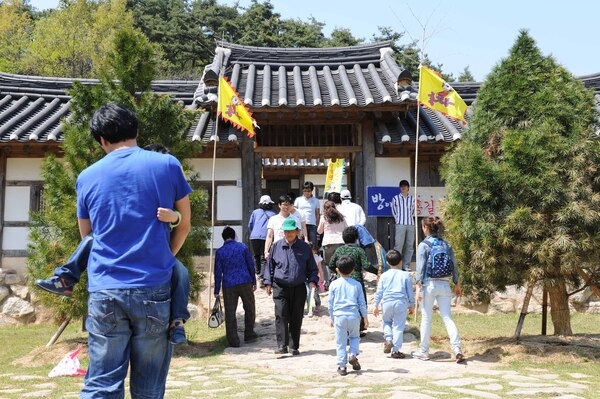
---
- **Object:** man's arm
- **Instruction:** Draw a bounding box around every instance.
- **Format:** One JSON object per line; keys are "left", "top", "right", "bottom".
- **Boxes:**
{"left": 170, "top": 195, "right": 191, "bottom": 255}
{"left": 78, "top": 218, "right": 92, "bottom": 239}
{"left": 357, "top": 206, "right": 366, "bottom": 226}
{"left": 264, "top": 228, "right": 274, "bottom": 259}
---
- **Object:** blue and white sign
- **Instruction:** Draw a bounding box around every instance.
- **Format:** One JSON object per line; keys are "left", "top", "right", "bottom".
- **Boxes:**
{"left": 366, "top": 186, "right": 397, "bottom": 217}
{"left": 367, "top": 186, "right": 446, "bottom": 217}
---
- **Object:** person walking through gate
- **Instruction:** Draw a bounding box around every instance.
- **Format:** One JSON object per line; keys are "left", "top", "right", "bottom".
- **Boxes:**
{"left": 263, "top": 218, "right": 319, "bottom": 356}
{"left": 411, "top": 216, "right": 465, "bottom": 364}
{"left": 214, "top": 226, "right": 258, "bottom": 348}
{"left": 248, "top": 195, "right": 276, "bottom": 284}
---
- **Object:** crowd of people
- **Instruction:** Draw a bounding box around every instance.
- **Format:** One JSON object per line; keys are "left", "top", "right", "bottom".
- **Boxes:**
{"left": 35, "top": 103, "right": 464, "bottom": 397}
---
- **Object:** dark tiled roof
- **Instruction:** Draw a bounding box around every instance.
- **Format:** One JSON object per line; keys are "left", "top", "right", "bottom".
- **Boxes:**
{"left": 191, "top": 41, "right": 467, "bottom": 144}
{"left": 2, "top": 47, "right": 600, "bottom": 146}
{"left": 0, "top": 72, "right": 197, "bottom": 144}
{"left": 193, "top": 41, "right": 416, "bottom": 109}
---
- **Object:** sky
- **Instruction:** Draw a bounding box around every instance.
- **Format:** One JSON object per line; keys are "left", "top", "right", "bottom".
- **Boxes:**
{"left": 28, "top": 0, "right": 600, "bottom": 82}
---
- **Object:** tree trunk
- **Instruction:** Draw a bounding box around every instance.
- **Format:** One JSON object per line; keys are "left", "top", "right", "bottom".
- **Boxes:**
{"left": 547, "top": 280, "right": 573, "bottom": 336}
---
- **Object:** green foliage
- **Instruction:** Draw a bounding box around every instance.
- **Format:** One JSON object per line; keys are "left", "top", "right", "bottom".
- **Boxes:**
{"left": 0, "top": 0, "right": 33, "bottom": 73}
{"left": 21, "top": 0, "right": 134, "bottom": 77}
{"left": 27, "top": 27, "right": 209, "bottom": 321}
{"left": 441, "top": 31, "right": 600, "bottom": 333}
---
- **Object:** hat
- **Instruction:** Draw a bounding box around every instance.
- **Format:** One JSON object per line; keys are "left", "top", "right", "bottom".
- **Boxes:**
{"left": 340, "top": 189, "right": 352, "bottom": 199}
{"left": 399, "top": 179, "right": 410, "bottom": 187}
{"left": 281, "top": 218, "right": 299, "bottom": 231}
{"left": 259, "top": 195, "right": 274, "bottom": 204}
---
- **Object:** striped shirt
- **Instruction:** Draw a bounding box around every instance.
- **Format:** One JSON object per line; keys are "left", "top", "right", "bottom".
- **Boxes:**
{"left": 391, "top": 193, "right": 415, "bottom": 225}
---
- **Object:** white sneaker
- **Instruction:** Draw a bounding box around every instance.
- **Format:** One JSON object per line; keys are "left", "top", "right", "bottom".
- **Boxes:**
{"left": 411, "top": 350, "right": 430, "bottom": 361}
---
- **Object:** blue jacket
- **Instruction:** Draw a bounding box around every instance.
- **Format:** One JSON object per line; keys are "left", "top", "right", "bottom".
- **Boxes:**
{"left": 263, "top": 238, "right": 318, "bottom": 287}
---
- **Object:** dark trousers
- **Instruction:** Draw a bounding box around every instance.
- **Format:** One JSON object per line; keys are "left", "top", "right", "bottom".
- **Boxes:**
{"left": 250, "top": 239, "right": 266, "bottom": 275}
{"left": 222, "top": 283, "right": 257, "bottom": 347}
{"left": 272, "top": 282, "right": 307, "bottom": 350}
{"left": 306, "top": 224, "right": 317, "bottom": 246}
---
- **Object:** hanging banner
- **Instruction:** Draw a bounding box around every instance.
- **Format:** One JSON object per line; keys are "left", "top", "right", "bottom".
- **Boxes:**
{"left": 324, "top": 159, "right": 344, "bottom": 195}
{"left": 366, "top": 186, "right": 446, "bottom": 217}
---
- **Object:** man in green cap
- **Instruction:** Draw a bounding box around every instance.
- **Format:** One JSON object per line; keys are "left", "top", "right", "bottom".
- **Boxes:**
{"left": 263, "top": 218, "right": 319, "bottom": 356}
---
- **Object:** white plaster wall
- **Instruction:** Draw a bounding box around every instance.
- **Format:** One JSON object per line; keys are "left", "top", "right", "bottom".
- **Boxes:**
{"left": 375, "top": 158, "right": 411, "bottom": 186}
{"left": 6, "top": 158, "right": 43, "bottom": 180}
{"left": 4, "top": 186, "right": 30, "bottom": 222}
{"left": 2, "top": 227, "right": 29, "bottom": 250}
{"left": 188, "top": 158, "right": 242, "bottom": 182}
{"left": 216, "top": 186, "right": 242, "bottom": 221}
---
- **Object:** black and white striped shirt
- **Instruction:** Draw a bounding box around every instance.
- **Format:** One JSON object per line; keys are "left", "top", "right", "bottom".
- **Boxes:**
{"left": 391, "top": 193, "right": 415, "bottom": 225}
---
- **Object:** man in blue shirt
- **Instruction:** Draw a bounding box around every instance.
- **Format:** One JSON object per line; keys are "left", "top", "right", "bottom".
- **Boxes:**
{"left": 263, "top": 218, "right": 319, "bottom": 356}
{"left": 214, "top": 226, "right": 258, "bottom": 347}
{"left": 77, "top": 103, "right": 192, "bottom": 399}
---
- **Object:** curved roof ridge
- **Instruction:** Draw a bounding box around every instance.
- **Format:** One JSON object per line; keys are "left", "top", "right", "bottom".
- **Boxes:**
{"left": 216, "top": 40, "right": 395, "bottom": 65}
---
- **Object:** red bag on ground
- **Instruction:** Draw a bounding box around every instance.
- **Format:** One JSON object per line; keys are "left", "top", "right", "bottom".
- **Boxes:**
{"left": 48, "top": 345, "right": 87, "bottom": 377}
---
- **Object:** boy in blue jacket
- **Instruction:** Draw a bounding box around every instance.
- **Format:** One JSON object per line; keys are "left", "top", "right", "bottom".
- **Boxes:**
{"left": 328, "top": 255, "right": 369, "bottom": 376}
{"left": 373, "top": 249, "right": 415, "bottom": 358}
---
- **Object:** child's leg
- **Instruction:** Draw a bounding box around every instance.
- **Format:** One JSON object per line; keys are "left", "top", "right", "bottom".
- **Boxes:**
{"left": 171, "top": 259, "right": 191, "bottom": 322}
{"left": 55, "top": 234, "right": 94, "bottom": 283}
{"left": 334, "top": 317, "right": 349, "bottom": 368}
{"left": 391, "top": 301, "right": 409, "bottom": 352}
{"left": 169, "top": 259, "right": 190, "bottom": 345}
{"left": 36, "top": 235, "right": 93, "bottom": 296}
{"left": 381, "top": 302, "right": 394, "bottom": 342}
{"left": 347, "top": 316, "right": 361, "bottom": 357}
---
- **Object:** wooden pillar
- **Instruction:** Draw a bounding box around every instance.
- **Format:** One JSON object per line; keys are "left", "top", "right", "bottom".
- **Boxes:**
{"left": 361, "top": 120, "right": 377, "bottom": 235}
{"left": 0, "top": 148, "right": 6, "bottom": 264}
{"left": 240, "top": 139, "right": 259, "bottom": 245}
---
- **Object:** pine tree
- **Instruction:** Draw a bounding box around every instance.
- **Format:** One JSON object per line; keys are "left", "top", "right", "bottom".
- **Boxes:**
{"left": 441, "top": 30, "right": 600, "bottom": 335}
{"left": 27, "top": 28, "right": 208, "bottom": 322}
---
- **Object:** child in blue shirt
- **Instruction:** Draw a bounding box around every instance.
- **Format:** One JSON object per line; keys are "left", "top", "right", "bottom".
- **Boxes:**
{"left": 328, "top": 255, "right": 369, "bottom": 376}
{"left": 373, "top": 249, "right": 415, "bottom": 358}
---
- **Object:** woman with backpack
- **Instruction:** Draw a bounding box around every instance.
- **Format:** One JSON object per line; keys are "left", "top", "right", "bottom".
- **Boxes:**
{"left": 411, "top": 216, "right": 465, "bottom": 363}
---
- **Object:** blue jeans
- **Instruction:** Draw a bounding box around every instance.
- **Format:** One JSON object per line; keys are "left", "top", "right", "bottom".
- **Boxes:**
{"left": 419, "top": 279, "right": 461, "bottom": 354}
{"left": 81, "top": 283, "right": 173, "bottom": 399}
{"left": 394, "top": 224, "right": 415, "bottom": 270}
{"left": 333, "top": 315, "right": 361, "bottom": 368}
{"left": 381, "top": 299, "right": 409, "bottom": 352}
{"left": 54, "top": 235, "right": 190, "bottom": 321}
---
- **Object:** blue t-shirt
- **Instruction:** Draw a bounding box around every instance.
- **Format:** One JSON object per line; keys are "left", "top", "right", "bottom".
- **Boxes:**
{"left": 76, "top": 146, "right": 192, "bottom": 292}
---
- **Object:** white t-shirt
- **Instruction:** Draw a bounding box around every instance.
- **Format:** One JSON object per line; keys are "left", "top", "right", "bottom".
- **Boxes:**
{"left": 338, "top": 200, "right": 366, "bottom": 226}
{"left": 267, "top": 214, "right": 288, "bottom": 243}
{"left": 294, "top": 195, "right": 320, "bottom": 225}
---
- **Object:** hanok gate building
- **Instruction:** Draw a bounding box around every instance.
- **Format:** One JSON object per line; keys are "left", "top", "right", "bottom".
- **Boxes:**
{"left": 16, "top": 39, "right": 600, "bottom": 271}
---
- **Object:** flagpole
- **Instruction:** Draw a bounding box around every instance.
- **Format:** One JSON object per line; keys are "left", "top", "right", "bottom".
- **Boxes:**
{"left": 207, "top": 104, "right": 219, "bottom": 323}
{"left": 414, "top": 27, "right": 426, "bottom": 322}
{"left": 207, "top": 51, "right": 225, "bottom": 323}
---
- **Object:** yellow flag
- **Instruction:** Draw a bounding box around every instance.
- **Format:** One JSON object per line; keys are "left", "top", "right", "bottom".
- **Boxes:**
{"left": 418, "top": 66, "right": 467, "bottom": 124}
{"left": 324, "top": 159, "right": 344, "bottom": 194}
{"left": 217, "top": 77, "right": 257, "bottom": 138}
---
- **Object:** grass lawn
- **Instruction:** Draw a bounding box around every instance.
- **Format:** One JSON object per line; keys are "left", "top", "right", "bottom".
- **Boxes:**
{"left": 0, "top": 312, "right": 599, "bottom": 398}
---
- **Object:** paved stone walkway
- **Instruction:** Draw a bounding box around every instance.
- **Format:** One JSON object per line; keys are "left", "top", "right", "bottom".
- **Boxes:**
{"left": 1, "top": 273, "right": 596, "bottom": 398}
{"left": 162, "top": 273, "right": 595, "bottom": 398}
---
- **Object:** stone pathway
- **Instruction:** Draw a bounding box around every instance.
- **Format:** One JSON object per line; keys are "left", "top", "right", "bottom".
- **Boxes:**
{"left": 1, "top": 273, "right": 596, "bottom": 398}
{"left": 163, "top": 273, "right": 595, "bottom": 399}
